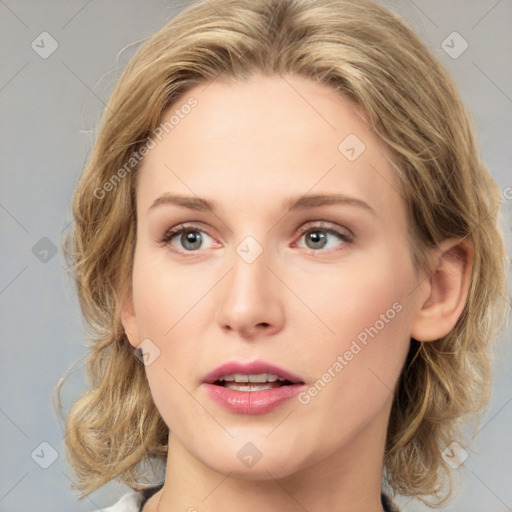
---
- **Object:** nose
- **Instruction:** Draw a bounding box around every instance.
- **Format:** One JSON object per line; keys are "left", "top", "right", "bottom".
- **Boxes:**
{"left": 215, "top": 245, "right": 285, "bottom": 338}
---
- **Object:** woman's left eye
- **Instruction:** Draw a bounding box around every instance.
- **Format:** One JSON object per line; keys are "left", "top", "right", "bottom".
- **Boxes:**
{"left": 295, "top": 223, "right": 352, "bottom": 252}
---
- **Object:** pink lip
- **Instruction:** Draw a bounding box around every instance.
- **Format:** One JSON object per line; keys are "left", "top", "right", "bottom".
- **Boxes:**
{"left": 202, "top": 360, "right": 306, "bottom": 415}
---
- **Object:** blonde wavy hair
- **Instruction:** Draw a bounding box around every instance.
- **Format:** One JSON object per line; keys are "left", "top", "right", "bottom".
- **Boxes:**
{"left": 57, "top": 0, "right": 509, "bottom": 505}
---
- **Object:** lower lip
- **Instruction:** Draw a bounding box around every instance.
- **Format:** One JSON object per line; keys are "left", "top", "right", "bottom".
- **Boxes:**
{"left": 204, "top": 383, "right": 305, "bottom": 414}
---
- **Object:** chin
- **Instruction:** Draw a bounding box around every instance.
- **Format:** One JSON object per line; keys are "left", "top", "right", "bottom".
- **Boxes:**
{"left": 191, "top": 437, "right": 311, "bottom": 480}
{"left": 206, "top": 457, "right": 298, "bottom": 481}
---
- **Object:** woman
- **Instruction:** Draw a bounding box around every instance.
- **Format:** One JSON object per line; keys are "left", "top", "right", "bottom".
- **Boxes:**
{"left": 58, "top": 0, "right": 509, "bottom": 510}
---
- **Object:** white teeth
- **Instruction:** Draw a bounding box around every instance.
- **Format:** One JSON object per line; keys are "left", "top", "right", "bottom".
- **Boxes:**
{"left": 249, "top": 374, "right": 270, "bottom": 383}
{"left": 217, "top": 373, "right": 284, "bottom": 383}
{"left": 223, "top": 383, "right": 276, "bottom": 391}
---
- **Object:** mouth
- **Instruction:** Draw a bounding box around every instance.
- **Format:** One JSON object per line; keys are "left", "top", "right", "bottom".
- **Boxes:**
{"left": 212, "top": 373, "right": 296, "bottom": 392}
{"left": 203, "top": 360, "right": 305, "bottom": 414}
{"left": 203, "top": 360, "right": 304, "bottom": 387}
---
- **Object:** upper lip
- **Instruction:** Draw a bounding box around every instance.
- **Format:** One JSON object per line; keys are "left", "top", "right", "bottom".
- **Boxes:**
{"left": 203, "top": 360, "right": 304, "bottom": 384}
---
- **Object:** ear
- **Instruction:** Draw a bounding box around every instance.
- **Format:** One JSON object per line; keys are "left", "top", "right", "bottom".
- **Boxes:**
{"left": 411, "top": 238, "right": 473, "bottom": 342}
{"left": 120, "top": 290, "right": 140, "bottom": 349}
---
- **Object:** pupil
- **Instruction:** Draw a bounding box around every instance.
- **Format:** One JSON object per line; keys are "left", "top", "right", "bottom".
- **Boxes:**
{"left": 182, "top": 231, "right": 201, "bottom": 250}
{"left": 307, "top": 231, "right": 326, "bottom": 249}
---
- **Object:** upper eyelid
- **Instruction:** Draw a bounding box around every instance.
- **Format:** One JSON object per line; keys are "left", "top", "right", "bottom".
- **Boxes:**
{"left": 296, "top": 220, "right": 351, "bottom": 233}
{"left": 164, "top": 220, "right": 349, "bottom": 237}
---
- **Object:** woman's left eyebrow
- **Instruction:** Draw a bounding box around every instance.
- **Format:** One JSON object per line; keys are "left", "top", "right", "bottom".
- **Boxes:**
{"left": 283, "top": 193, "right": 375, "bottom": 216}
{"left": 148, "top": 192, "right": 375, "bottom": 216}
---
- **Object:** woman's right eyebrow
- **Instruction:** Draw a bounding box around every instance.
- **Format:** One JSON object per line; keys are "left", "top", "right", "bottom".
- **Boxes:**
{"left": 148, "top": 192, "right": 375, "bottom": 216}
{"left": 148, "top": 193, "right": 215, "bottom": 212}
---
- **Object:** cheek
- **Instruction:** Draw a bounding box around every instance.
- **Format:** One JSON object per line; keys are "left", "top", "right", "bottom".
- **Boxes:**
{"left": 130, "top": 248, "right": 212, "bottom": 418}
{"left": 130, "top": 247, "right": 206, "bottom": 339}
{"left": 300, "top": 250, "right": 414, "bottom": 348}
{"left": 294, "top": 251, "right": 415, "bottom": 423}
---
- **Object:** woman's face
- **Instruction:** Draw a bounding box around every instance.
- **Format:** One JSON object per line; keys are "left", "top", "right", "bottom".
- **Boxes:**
{"left": 123, "top": 73, "right": 427, "bottom": 478}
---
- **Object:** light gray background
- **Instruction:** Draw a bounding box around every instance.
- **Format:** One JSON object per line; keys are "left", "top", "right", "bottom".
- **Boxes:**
{"left": 1, "top": 1, "right": 511, "bottom": 511}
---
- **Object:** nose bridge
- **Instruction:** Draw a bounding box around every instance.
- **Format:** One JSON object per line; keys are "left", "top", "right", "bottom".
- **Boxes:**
{"left": 232, "top": 240, "right": 268, "bottom": 297}
{"left": 215, "top": 236, "right": 283, "bottom": 335}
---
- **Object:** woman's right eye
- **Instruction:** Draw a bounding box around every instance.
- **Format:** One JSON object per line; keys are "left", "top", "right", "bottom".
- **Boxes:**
{"left": 161, "top": 224, "right": 217, "bottom": 253}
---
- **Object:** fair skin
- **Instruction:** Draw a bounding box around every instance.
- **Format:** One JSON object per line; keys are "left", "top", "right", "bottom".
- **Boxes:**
{"left": 121, "top": 74, "right": 472, "bottom": 512}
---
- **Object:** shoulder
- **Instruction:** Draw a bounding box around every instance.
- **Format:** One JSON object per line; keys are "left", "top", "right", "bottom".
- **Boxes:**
{"left": 382, "top": 493, "right": 401, "bottom": 512}
{"left": 99, "top": 488, "right": 398, "bottom": 512}
{"left": 96, "top": 491, "right": 144, "bottom": 512}
{"left": 94, "top": 485, "right": 163, "bottom": 512}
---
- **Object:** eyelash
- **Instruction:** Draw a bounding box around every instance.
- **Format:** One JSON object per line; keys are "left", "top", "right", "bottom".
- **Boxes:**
{"left": 160, "top": 221, "right": 353, "bottom": 255}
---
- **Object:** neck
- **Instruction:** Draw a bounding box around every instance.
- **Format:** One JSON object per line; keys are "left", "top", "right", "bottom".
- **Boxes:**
{"left": 152, "top": 404, "right": 390, "bottom": 512}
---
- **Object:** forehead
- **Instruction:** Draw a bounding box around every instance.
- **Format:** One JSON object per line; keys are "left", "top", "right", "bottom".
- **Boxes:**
{"left": 137, "top": 73, "right": 404, "bottom": 225}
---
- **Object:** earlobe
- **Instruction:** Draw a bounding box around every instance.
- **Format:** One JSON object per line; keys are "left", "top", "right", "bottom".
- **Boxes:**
{"left": 120, "top": 292, "right": 140, "bottom": 348}
{"left": 411, "top": 238, "right": 473, "bottom": 342}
